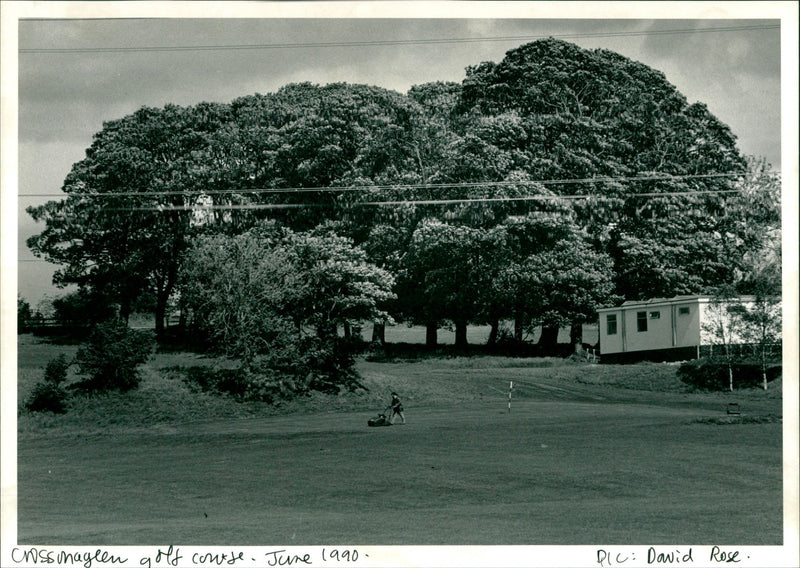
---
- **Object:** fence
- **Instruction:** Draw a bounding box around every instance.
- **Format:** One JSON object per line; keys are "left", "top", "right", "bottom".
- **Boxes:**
{"left": 698, "top": 342, "right": 782, "bottom": 361}
{"left": 19, "top": 317, "right": 78, "bottom": 328}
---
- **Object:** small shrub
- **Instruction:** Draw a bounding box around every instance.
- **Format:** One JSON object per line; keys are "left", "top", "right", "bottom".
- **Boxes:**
{"left": 43, "top": 354, "right": 70, "bottom": 384}
{"left": 24, "top": 354, "right": 73, "bottom": 414}
{"left": 25, "top": 382, "right": 68, "bottom": 413}
{"left": 677, "top": 358, "right": 782, "bottom": 391}
{"left": 180, "top": 366, "right": 281, "bottom": 403}
{"left": 250, "top": 336, "right": 364, "bottom": 395}
{"left": 301, "top": 337, "right": 362, "bottom": 394}
{"left": 73, "top": 321, "right": 154, "bottom": 392}
{"left": 177, "top": 336, "right": 365, "bottom": 402}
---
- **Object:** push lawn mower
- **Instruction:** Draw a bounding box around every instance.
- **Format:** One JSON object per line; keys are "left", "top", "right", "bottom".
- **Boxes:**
{"left": 367, "top": 412, "right": 392, "bottom": 427}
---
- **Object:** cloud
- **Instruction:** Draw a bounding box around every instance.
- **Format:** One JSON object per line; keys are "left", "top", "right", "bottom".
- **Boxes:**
{"left": 640, "top": 19, "right": 780, "bottom": 79}
{"left": 18, "top": 18, "right": 782, "bottom": 162}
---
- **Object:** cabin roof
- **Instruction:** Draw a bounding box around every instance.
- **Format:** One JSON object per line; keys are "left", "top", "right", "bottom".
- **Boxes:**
{"left": 597, "top": 294, "right": 757, "bottom": 313}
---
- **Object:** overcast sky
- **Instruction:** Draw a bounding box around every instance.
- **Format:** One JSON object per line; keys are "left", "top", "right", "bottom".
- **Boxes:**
{"left": 3, "top": 2, "right": 794, "bottom": 306}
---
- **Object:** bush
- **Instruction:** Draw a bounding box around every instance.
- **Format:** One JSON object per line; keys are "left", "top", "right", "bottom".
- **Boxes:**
{"left": 43, "top": 354, "right": 70, "bottom": 385}
{"left": 677, "top": 358, "right": 782, "bottom": 391}
{"left": 300, "top": 337, "right": 363, "bottom": 394}
{"left": 52, "top": 289, "right": 116, "bottom": 325}
{"left": 25, "top": 382, "right": 68, "bottom": 413}
{"left": 24, "top": 354, "right": 73, "bottom": 414}
{"left": 177, "top": 337, "right": 366, "bottom": 403}
{"left": 73, "top": 321, "right": 154, "bottom": 392}
{"left": 180, "top": 366, "right": 280, "bottom": 403}
{"left": 242, "top": 336, "right": 364, "bottom": 396}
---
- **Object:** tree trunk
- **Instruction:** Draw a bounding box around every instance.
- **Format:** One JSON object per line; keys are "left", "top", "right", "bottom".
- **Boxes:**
{"left": 343, "top": 323, "right": 352, "bottom": 339}
{"left": 425, "top": 321, "right": 438, "bottom": 348}
{"left": 571, "top": 323, "right": 583, "bottom": 354}
{"left": 487, "top": 318, "right": 500, "bottom": 346}
{"left": 119, "top": 299, "right": 132, "bottom": 326}
{"left": 371, "top": 321, "right": 386, "bottom": 345}
{"left": 514, "top": 306, "right": 525, "bottom": 342}
{"left": 154, "top": 291, "right": 168, "bottom": 338}
{"left": 728, "top": 365, "right": 734, "bottom": 392}
{"left": 538, "top": 325, "right": 559, "bottom": 349}
{"left": 155, "top": 255, "right": 179, "bottom": 338}
{"left": 455, "top": 320, "right": 468, "bottom": 348}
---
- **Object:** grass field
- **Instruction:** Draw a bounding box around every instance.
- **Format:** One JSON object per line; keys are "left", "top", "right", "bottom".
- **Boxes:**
{"left": 15, "top": 334, "right": 783, "bottom": 545}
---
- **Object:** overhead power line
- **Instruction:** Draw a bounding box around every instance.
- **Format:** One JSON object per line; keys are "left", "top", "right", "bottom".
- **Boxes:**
{"left": 103, "top": 186, "right": 772, "bottom": 213}
{"left": 19, "top": 172, "right": 763, "bottom": 199}
{"left": 19, "top": 24, "right": 779, "bottom": 54}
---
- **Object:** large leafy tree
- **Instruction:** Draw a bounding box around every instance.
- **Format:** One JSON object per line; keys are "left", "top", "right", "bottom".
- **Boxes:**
{"left": 27, "top": 103, "right": 232, "bottom": 335}
{"left": 727, "top": 157, "right": 782, "bottom": 295}
{"left": 182, "top": 223, "right": 395, "bottom": 351}
{"left": 510, "top": 238, "right": 616, "bottom": 345}
{"left": 179, "top": 224, "right": 298, "bottom": 363}
{"left": 452, "top": 38, "right": 753, "bottom": 301}
{"left": 278, "top": 225, "right": 397, "bottom": 340}
{"left": 180, "top": 223, "right": 395, "bottom": 391}
{"left": 28, "top": 84, "right": 421, "bottom": 338}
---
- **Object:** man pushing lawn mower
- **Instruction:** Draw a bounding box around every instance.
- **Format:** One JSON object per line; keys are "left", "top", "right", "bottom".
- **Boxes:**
{"left": 386, "top": 392, "right": 406, "bottom": 424}
{"left": 367, "top": 392, "right": 406, "bottom": 426}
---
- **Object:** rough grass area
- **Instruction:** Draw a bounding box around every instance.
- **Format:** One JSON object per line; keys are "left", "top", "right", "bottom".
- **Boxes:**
{"left": 18, "top": 347, "right": 279, "bottom": 437}
{"left": 17, "top": 335, "right": 783, "bottom": 438}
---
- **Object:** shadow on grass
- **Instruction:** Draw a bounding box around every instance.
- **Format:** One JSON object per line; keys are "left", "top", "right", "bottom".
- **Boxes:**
{"left": 693, "top": 414, "right": 782, "bottom": 425}
{"left": 161, "top": 365, "right": 278, "bottom": 402}
{"left": 21, "top": 327, "right": 91, "bottom": 344}
{"left": 364, "top": 341, "right": 575, "bottom": 362}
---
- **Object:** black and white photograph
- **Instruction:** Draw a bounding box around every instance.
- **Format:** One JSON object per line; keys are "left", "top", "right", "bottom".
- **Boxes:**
{"left": 2, "top": 2, "right": 797, "bottom": 567}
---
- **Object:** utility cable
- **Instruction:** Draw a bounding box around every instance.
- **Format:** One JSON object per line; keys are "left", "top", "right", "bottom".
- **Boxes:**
{"left": 19, "top": 171, "right": 774, "bottom": 199}
{"left": 19, "top": 24, "right": 779, "bottom": 54}
{"left": 102, "top": 186, "right": 775, "bottom": 212}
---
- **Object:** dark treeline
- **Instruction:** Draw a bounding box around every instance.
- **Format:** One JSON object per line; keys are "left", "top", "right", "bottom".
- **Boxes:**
{"left": 27, "top": 38, "right": 780, "bottom": 356}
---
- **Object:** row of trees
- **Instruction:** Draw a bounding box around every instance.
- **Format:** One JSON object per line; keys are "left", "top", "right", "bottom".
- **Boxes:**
{"left": 26, "top": 39, "right": 781, "bottom": 389}
{"left": 701, "top": 283, "right": 782, "bottom": 391}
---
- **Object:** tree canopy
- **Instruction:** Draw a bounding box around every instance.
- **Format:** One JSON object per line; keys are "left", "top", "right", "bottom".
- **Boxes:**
{"left": 450, "top": 39, "right": 755, "bottom": 302}
{"left": 27, "top": 103, "right": 233, "bottom": 334}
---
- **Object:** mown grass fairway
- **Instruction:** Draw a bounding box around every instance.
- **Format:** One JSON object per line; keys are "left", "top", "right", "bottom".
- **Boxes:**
{"left": 16, "top": 335, "right": 783, "bottom": 545}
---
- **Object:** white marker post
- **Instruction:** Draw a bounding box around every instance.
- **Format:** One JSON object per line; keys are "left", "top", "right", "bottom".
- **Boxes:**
{"left": 508, "top": 381, "right": 513, "bottom": 413}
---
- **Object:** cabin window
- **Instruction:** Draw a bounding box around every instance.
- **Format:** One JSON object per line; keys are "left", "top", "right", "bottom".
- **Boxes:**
{"left": 649, "top": 311, "right": 660, "bottom": 319}
{"left": 678, "top": 306, "right": 690, "bottom": 316}
{"left": 637, "top": 311, "right": 648, "bottom": 332}
{"left": 606, "top": 314, "right": 617, "bottom": 335}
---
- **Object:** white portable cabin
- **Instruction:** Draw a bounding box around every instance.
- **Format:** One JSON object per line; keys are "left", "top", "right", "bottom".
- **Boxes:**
{"left": 596, "top": 295, "right": 757, "bottom": 362}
